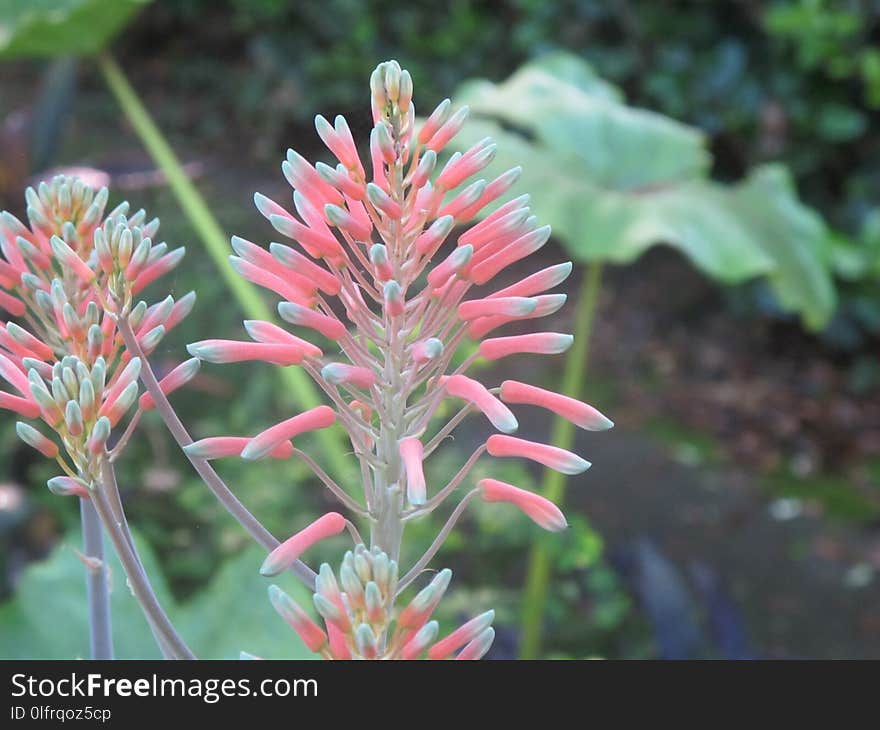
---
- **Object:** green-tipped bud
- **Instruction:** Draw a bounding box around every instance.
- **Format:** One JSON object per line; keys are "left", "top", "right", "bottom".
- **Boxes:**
{"left": 65, "top": 400, "right": 83, "bottom": 436}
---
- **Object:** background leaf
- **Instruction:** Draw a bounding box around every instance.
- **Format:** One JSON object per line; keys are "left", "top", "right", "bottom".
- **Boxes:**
{"left": 450, "top": 53, "right": 837, "bottom": 329}
{"left": 0, "top": 0, "right": 151, "bottom": 58}
{"left": 0, "top": 533, "right": 314, "bottom": 659}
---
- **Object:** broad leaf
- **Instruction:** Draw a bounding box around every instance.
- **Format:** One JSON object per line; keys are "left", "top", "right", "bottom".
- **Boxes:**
{"left": 450, "top": 53, "right": 836, "bottom": 329}
{"left": 0, "top": 0, "right": 150, "bottom": 58}
{"left": 0, "top": 532, "right": 314, "bottom": 659}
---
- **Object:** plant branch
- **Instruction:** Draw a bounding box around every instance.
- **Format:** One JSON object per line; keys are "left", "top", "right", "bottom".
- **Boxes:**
{"left": 79, "top": 497, "right": 113, "bottom": 659}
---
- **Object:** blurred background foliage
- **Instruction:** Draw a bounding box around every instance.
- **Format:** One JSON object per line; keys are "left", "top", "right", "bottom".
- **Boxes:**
{"left": 1, "top": 0, "right": 880, "bottom": 659}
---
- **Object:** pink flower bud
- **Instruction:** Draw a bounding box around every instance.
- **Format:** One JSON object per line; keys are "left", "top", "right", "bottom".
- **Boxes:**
{"left": 268, "top": 584, "right": 328, "bottom": 653}
{"left": 231, "top": 236, "right": 318, "bottom": 295}
{"left": 315, "top": 115, "right": 361, "bottom": 172}
{"left": 278, "top": 302, "right": 347, "bottom": 340}
{"left": 269, "top": 242, "right": 341, "bottom": 295}
{"left": 244, "top": 320, "right": 323, "bottom": 358}
{"left": 260, "top": 512, "right": 347, "bottom": 577}
{"left": 479, "top": 332, "right": 573, "bottom": 361}
{"left": 399, "top": 437, "right": 426, "bottom": 506}
{"left": 383, "top": 280, "right": 405, "bottom": 317}
{"left": 50, "top": 236, "right": 95, "bottom": 283}
{"left": 457, "top": 296, "right": 536, "bottom": 321}
{"left": 132, "top": 248, "right": 185, "bottom": 294}
{"left": 0, "top": 390, "right": 41, "bottom": 418}
{"left": 418, "top": 98, "right": 452, "bottom": 145}
{"left": 241, "top": 405, "right": 337, "bottom": 461}
{"left": 415, "top": 215, "right": 455, "bottom": 256}
{"left": 138, "top": 358, "right": 201, "bottom": 411}
{"left": 467, "top": 294, "right": 566, "bottom": 339}
{"left": 428, "top": 609, "right": 495, "bottom": 660}
{"left": 457, "top": 166, "right": 523, "bottom": 222}
{"left": 424, "top": 106, "right": 469, "bottom": 152}
{"left": 187, "top": 339, "right": 306, "bottom": 366}
{"left": 229, "top": 256, "right": 315, "bottom": 306}
{"left": 47, "top": 476, "right": 90, "bottom": 499}
{"left": 0, "top": 289, "right": 25, "bottom": 317}
{"left": 0, "top": 353, "right": 31, "bottom": 395}
{"left": 486, "top": 435, "right": 590, "bottom": 474}
{"left": 411, "top": 338, "right": 443, "bottom": 365}
{"left": 455, "top": 627, "right": 495, "bottom": 660}
{"left": 500, "top": 380, "right": 613, "bottom": 431}
{"left": 479, "top": 478, "right": 568, "bottom": 531}
{"left": 469, "top": 225, "right": 552, "bottom": 285}
{"left": 184, "top": 436, "right": 293, "bottom": 460}
{"left": 321, "top": 363, "right": 376, "bottom": 389}
{"left": 401, "top": 620, "right": 439, "bottom": 660}
{"left": 426, "top": 245, "right": 472, "bottom": 290}
{"left": 440, "top": 374, "right": 518, "bottom": 434}
{"left": 436, "top": 139, "right": 496, "bottom": 190}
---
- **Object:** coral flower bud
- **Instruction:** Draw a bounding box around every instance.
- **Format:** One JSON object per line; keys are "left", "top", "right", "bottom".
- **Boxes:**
{"left": 321, "top": 363, "right": 376, "bottom": 390}
{"left": 369, "top": 244, "right": 394, "bottom": 281}
{"left": 47, "top": 476, "right": 90, "bottom": 499}
{"left": 366, "top": 182, "right": 402, "bottom": 219}
{"left": 479, "top": 478, "right": 568, "bottom": 531}
{"left": 479, "top": 332, "right": 573, "bottom": 361}
{"left": 411, "top": 338, "right": 443, "bottom": 365}
{"left": 49, "top": 236, "right": 95, "bottom": 283}
{"left": 260, "top": 512, "right": 347, "bottom": 577}
{"left": 383, "top": 280, "right": 405, "bottom": 316}
{"left": 469, "top": 225, "right": 552, "bottom": 285}
{"left": 426, "top": 245, "right": 472, "bottom": 290}
{"left": 414, "top": 214, "right": 455, "bottom": 255}
{"left": 355, "top": 623, "right": 379, "bottom": 659}
{"left": 0, "top": 289, "right": 25, "bottom": 316}
{"left": 428, "top": 609, "right": 496, "bottom": 660}
{"left": 411, "top": 149, "right": 437, "bottom": 189}
{"left": 16, "top": 421, "right": 58, "bottom": 458}
{"left": 456, "top": 627, "right": 495, "bottom": 660}
{"left": 244, "top": 320, "right": 323, "bottom": 358}
{"left": 0, "top": 391, "right": 41, "bottom": 418}
{"left": 500, "top": 380, "right": 614, "bottom": 431}
{"left": 401, "top": 620, "right": 439, "bottom": 660}
{"left": 486, "top": 435, "right": 590, "bottom": 474}
{"left": 424, "top": 105, "right": 469, "bottom": 152}
{"left": 268, "top": 585, "right": 328, "bottom": 653}
{"left": 269, "top": 242, "right": 341, "bottom": 295}
{"left": 398, "top": 568, "right": 452, "bottom": 630}
{"left": 132, "top": 247, "right": 186, "bottom": 294}
{"left": 184, "top": 436, "right": 293, "bottom": 460}
{"left": 0, "top": 354, "right": 29, "bottom": 395}
{"left": 187, "top": 340, "right": 306, "bottom": 366}
{"left": 440, "top": 374, "right": 518, "bottom": 433}
{"left": 457, "top": 296, "right": 536, "bottom": 321}
{"left": 138, "top": 358, "right": 202, "bottom": 411}
{"left": 241, "top": 405, "right": 337, "bottom": 461}
{"left": 399, "top": 437, "right": 426, "bottom": 506}
{"left": 278, "top": 301, "right": 347, "bottom": 340}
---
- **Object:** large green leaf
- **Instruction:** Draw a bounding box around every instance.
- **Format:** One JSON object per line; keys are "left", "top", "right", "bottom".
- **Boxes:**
{"left": 450, "top": 53, "right": 836, "bottom": 329}
{"left": 0, "top": 532, "right": 313, "bottom": 659}
{"left": 0, "top": 0, "right": 150, "bottom": 58}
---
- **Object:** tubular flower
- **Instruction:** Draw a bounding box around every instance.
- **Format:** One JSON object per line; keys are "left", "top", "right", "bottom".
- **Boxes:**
{"left": 0, "top": 175, "right": 191, "bottom": 492}
{"left": 185, "top": 61, "right": 611, "bottom": 658}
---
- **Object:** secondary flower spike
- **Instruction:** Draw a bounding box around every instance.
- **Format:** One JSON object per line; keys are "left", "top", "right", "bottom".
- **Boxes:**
{"left": 182, "top": 60, "right": 612, "bottom": 659}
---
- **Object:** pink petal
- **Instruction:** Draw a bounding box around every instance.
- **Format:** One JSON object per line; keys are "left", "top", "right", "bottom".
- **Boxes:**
{"left": 187, "top": 339, "right": 306, "bottom": 366}
{"left": 399, "top": 437, "right": 426, "bottom": 506}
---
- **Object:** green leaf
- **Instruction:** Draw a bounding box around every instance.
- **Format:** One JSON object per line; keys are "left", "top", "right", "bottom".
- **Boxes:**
{"left": 0, "top": 0, "right": 151, "bottom": 58}
{"left": 0, "top": 531, "right": 166, "bottom": 658}
{"left": 0, "top": 533, "right": 314, "bottom": 659}
{"left": 449, "top": 53, "right": 836, "bottom": 329}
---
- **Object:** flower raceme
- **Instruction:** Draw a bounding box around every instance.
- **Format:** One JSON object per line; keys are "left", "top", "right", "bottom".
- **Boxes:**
{"left": 0, "top": 175, "right": 193, "bottom": 488}
{"left": 186, "top": 60, "right": 613, "bottom": 659}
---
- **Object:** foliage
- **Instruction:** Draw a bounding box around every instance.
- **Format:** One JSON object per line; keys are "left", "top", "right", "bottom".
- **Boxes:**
{"left": 0, "top": 0, "right": 151, "bottom": 58}
{"left": 0, "top": 531, "right": 312, "bottom": 658}
{"left": 452, "top": 54, "right": 837, "bottom": 330}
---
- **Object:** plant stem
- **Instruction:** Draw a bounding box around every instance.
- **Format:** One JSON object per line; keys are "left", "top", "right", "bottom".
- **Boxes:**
{"left": 94, "top": 462, "right": 195, "bottom": 659}
{"left": 79, "top": 498, "right": 113, "bottom": 659}
{"left": 117, "top": 317, "right": 316, "bottom": 589}
{"left": 96, "top": 52, "right": 348, "bottom": 480}
{"left": 519, "top": 261, "right": 603, "bottom": 659}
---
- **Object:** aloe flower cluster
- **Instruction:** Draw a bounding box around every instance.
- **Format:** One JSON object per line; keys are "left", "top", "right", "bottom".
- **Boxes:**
{"left": 185, "top": 61, "right": 612, "bottom": 659}
{"left": 0, "top": 175, "right": 192, "bottom": 486}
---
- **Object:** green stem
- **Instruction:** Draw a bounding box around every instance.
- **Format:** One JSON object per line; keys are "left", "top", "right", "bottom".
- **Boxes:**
{"left": 519, "top": 261, "right": 603, "bottom": 659}
{"left": 96, "top": 52, "right": 348, "bottom": 480}
{"left": 80, "top": 497, "right": 113, "bottom": 659}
